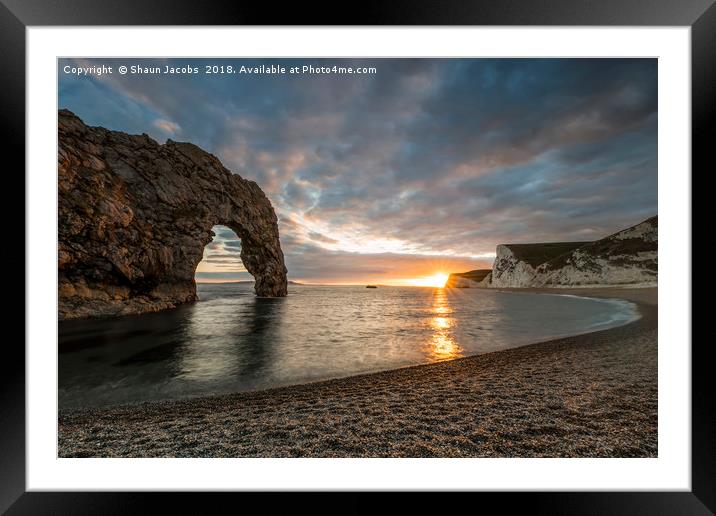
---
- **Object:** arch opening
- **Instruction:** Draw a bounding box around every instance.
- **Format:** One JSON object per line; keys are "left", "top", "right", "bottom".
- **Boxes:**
{"left": 194, "top": 225, "right": 251, "bottom": 285}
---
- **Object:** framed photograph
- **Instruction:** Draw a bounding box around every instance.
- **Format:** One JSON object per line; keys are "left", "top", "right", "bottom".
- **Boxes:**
{"left": 4, "top": 0, "right": 710, "bottom": 512}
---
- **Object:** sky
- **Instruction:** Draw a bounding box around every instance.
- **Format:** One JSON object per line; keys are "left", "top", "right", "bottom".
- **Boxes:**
{"left": 59, "top": 58, "right": 657, "bottom": 285}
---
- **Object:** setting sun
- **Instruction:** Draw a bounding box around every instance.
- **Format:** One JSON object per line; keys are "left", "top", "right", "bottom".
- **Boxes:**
{"left": 408, "top": 273, "right": 449, "bottom": 288}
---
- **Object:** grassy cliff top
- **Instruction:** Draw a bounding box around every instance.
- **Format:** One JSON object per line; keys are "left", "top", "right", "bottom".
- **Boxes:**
{"left": 502, "top": 242, "right": 590, "bottom": 268}
{"left": 448, "top": 269, "right": 492, "bottom": 282}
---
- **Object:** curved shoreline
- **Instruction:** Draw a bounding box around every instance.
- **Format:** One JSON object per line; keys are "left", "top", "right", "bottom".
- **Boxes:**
{"left": 59, "top": 287, "right": 657, "bottom": 458}
{"left": 59, "top": 291, "right": 642, "bottom": 411}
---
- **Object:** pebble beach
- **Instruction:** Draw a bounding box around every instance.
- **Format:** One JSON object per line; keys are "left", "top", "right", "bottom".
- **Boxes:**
{"left": 58, "top": 288, "right": 657, "bottom": 458}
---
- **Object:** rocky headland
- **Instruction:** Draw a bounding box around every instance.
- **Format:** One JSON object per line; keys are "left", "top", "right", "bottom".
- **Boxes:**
{"left": 445, "top": 269, "right": 492, "bottom": 288}
{"left": 58, "top": 110, "right": 287, "bottom": 320}
{"left": 449, "top": 216, "right": 657, "bottom": 289}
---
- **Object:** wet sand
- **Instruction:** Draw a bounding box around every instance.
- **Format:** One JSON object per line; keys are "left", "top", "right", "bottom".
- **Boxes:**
{"left": 58, "top": 287, "right": 657, "bottom": 458}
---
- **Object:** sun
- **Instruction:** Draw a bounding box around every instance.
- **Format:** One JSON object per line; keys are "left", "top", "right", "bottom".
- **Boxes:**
{"left": 408, "top": 273, "right": 449, "bottom": 288}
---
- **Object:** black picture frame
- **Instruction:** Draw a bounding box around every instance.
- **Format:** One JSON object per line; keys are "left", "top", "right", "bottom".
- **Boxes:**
{"left": 3, "top": 0, "right": 710, "bottom": 513}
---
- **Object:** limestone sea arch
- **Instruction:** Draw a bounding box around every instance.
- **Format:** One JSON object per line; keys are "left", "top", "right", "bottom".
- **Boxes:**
{"left": 58, "top": 110, "right": 287, "bottom": 320}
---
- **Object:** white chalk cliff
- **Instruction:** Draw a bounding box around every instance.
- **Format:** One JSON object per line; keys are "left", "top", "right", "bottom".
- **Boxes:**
{"left": 489, "top": 216, "right": 657, "bottom": 288}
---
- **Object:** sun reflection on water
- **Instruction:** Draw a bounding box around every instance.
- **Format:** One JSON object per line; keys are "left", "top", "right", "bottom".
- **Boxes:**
{"left": 432, "top": 316, "right": 451, "bottom": 330}
{"left": 427, "top": 288, "right": 463, "bottom": 361}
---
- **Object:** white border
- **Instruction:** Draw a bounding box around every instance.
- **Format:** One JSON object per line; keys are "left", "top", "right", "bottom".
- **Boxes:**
{"left": 27, "top": 27, "right": 691, "bottom": 491}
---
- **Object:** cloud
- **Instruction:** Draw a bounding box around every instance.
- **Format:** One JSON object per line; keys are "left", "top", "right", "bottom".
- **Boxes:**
{"left": 59, "top": 58, "right": 657, "bottom": 282}
{"left": 152, "top": 118, "right": 181, "bottom": 135}
{"left": 282, "top": 240, "right": 492, "bottom": 285}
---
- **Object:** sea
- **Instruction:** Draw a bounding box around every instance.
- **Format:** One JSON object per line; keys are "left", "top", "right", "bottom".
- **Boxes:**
{"left": 58, "top": 283, "right": 639, "bottom": 408}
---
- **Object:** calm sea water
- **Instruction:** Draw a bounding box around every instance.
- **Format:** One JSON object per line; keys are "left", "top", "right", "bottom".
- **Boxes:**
{"left": 58, "top": 283, "right": 639, "bottom": 408}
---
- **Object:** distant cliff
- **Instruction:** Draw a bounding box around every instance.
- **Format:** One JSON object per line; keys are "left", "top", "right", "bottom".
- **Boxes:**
{"left": 490, "top": 242, "right": 587, "bottom": 288}
{"left": 445, "top": 269, "right": 492, "bottom": 288}
{"left": 448, "top": 216, "right": 657, "bottom": 289}
{"left": 490, "top": 216, "right": 657, "bottom": 288}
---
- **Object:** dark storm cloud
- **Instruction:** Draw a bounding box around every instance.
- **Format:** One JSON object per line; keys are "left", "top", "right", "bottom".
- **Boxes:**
{"left": 59, "top": 58, "right": 657, "bottom": 281}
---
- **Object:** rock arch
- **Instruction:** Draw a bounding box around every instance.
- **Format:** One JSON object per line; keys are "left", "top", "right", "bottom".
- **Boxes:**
{"left": 58, "top": 110, "right": 287, "bottom": 320}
